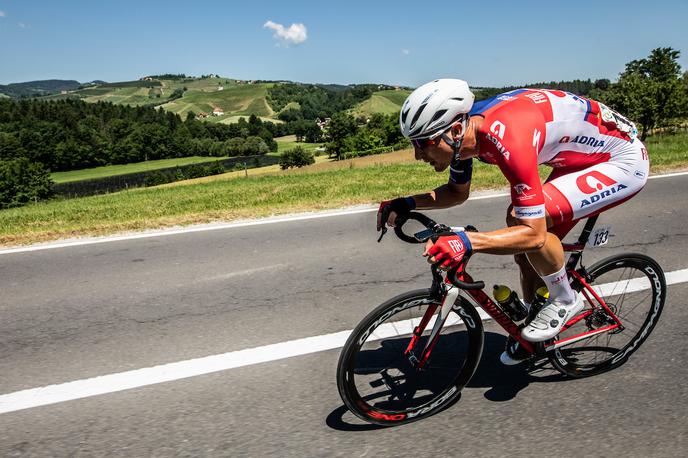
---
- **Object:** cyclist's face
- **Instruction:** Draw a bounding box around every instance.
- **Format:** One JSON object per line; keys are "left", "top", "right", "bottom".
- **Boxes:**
{"left": 413, "top": 136, "right": 453, "bottom": 172}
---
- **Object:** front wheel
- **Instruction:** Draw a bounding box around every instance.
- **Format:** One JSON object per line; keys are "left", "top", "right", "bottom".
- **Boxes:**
{"left": 549, "top": 253, "right": 666, "bottom": 377}
{"left": 336, "top": 289, "right": 484, "bottom": 426}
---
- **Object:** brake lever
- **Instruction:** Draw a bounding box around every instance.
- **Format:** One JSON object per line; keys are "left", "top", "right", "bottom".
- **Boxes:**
{"left": 377, "top": 226, "right": 387, "bottom": 243}
{"left": 377, "top": 205, "right": 392, "bottom": 243}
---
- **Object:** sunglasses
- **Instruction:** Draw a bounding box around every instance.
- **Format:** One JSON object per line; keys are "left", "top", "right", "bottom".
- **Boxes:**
{"left": 410, "top": 136, "right": 442, "bottom": 149}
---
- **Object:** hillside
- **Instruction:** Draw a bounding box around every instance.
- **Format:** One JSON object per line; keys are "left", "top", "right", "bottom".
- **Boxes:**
{"left": 160, "top": 79, "right": 276, "bottom": 122}
{"left": 0, "top": 79, "right": 81, "bottom": 98}
{"left": 350, "top": 89, "right": 411, "bottom": 117}
{"left": 42, "top": 77, "right": 283, "bottom": 123}
{"left": 35, "top": 76, "right": 415, "bottom": 123}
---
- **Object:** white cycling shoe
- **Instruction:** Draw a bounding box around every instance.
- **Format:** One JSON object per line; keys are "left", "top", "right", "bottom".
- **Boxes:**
{"left": 521, "top": 294, "right": 584, "bottom": 342}
{"left": 499, "top": 337, "right": 530, "bottom": 366}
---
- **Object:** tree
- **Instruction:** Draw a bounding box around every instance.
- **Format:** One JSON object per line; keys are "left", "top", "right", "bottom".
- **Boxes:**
{"left": 325, "top": 113, "right": 358, "bottom": 160}
{"left": 602, "top": 47, "right": 688, "bottom": 139}
{"left": 243, "top": 136, "right": 269, "bottom": 155}
{"left": 0, "top": 158, "right": 54, "bottom": 208}
{"left": 279, "top": 146, "right": 315, "bottom": 169}
{"left": 0, "top": 132, "right": 26, "bottom": 159}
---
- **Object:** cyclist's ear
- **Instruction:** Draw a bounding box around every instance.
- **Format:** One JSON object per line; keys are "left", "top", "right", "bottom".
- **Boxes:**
{"left": 450, "top": 121, "right": 464, "bottom": 138}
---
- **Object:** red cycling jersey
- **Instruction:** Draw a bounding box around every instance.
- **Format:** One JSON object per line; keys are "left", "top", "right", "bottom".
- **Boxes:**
{"left": 455, "top": 89, "right": 649, "bottom": 235}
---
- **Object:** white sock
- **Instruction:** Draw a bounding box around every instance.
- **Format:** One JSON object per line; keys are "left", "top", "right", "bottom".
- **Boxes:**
{"left": 541, "top": 266, "right": 576, "bottom": 305}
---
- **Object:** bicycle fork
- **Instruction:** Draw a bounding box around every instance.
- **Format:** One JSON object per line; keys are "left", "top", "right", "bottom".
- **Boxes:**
{"left": 404, "top": 286, "right": 460, "bottom": 370}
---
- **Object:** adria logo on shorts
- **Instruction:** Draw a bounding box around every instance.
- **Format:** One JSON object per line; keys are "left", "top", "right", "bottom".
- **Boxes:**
{"left": 447, "top": 239, "right": 464, "bottom": 253}
{"left": 576, "top": 171, "right": 617, "bottom": 194}
{"left": 576, "top": 170, "right": 628, "bottom": 208}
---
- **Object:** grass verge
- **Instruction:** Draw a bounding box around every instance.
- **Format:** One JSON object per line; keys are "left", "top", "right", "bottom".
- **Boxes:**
{"left": 3, "top": 132, "right": 688, "bottom": 246}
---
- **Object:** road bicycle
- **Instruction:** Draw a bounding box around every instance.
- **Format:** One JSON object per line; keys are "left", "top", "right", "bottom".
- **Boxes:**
{"left": 336, "top": 212, "right": 666, "bottom": 425}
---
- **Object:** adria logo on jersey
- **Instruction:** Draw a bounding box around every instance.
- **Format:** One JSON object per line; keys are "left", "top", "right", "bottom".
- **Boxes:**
{"left": 576, "top": 171, "right": 627, "bottom": 208}
{"left": 486, "top": 120, "right": 511, "bottom": 160}
{"left": 559, "top": 135, "right": 606, "bottom": 148}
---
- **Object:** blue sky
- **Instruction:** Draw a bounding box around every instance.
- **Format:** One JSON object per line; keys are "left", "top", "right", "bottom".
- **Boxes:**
{"left": 1, "top": 0, "right": 687, "bottom": 87}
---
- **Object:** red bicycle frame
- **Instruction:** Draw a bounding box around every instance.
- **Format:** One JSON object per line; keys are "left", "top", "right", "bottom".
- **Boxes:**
{"left": 404, "top": 215, "right": 624, "bottom": 367}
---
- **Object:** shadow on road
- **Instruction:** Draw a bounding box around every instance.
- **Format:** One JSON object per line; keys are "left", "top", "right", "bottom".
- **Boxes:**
{"left": 467, "top": 331, "right": 565, "bottom": 402}
{"left": 326, "top": 331, "right": 566, "bottom": 431}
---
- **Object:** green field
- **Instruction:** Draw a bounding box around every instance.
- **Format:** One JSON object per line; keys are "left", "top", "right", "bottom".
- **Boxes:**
{"left": 275, "top": 135, "right": 324, "bottom": 154}
{"left": 50, "top": 156, "right": 228, "bottom": 183}
{"left": 351, "top": 89, "right": 411, "bottom": 117}
{"left": 47, "top": 135, "right": 321, "bottom": 184}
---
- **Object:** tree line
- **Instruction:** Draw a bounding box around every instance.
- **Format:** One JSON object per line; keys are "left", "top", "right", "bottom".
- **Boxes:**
{"left": 267, "top": 83, "right": 392, "bottom": 121}
{"left": 473, "top": 48, "right": 688, "bottom": 140}
{"left": 0, "top": 98, "right": 293, "bottom": 172}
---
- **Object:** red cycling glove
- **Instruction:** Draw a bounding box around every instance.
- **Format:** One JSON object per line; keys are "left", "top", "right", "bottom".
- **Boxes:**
{"left": 425, "top": 232, "right": 473, "bottom": 270}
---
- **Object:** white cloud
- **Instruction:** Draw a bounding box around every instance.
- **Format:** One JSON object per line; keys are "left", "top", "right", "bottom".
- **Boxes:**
{"left": 18, "top": 22, "right": 27, "bottom": 29}
{"left": 0, "top": 11, "right": 6, "bottom": 18}
{"left": 402, "top": 49, "right": 410, "bottom": 55}
{"left": 263, "top": 20, "right": 307, "bottom": 46}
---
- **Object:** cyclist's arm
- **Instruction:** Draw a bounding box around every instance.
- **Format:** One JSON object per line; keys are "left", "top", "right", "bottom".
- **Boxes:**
{"left": 411, "top": 181, "right": 470, "bottom": 209}
{"left": 464, "top": 216, "right": 547, "bottom": 255}
{"left": 461, "top": 99, "right": 547, "bottom": 254}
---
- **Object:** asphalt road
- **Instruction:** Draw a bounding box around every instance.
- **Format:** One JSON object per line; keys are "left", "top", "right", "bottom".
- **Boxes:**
{"left": 1, "top": 174, "right": 687, "bottom": 457}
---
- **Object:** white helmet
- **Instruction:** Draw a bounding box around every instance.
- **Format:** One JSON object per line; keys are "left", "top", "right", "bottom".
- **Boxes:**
{"left": 400, "top": 79, "right": 475, "bottom": 140}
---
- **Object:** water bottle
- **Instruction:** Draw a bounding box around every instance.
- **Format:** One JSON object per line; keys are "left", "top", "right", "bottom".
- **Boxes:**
{"left": 493, "top": 285, "right": 529, "bottom": 321}
{"left": 526, "top": 286, "right": 550, "bottom": 323}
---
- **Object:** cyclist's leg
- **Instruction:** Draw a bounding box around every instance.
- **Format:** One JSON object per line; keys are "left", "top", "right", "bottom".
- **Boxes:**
{"left": 509, "top": 140, "right": 649, "bottom": 307}
{"left": 542, "top": 142, "right": 649, "bottom": 234}
{"left": 506, "top": 207, "right": 570, "bottom": 304}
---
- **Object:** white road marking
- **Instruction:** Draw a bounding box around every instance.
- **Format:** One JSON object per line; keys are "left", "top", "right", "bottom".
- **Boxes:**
{"left": 647, "top": 170, "right": 688, "bottom": 180}
{"left": 1, "top": 267, "right": 687, "bottom": 415}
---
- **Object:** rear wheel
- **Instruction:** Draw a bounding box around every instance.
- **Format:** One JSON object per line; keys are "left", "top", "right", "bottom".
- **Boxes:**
{"left": 337, "top": 289, "right": 484, "bottom": 426}
{"left": 549, "top": 253, "right": 665, "bottom": 377}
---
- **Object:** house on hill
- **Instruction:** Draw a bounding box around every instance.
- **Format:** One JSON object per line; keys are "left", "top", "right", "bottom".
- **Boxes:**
{"left": 316, "top": 117, "right": 331, "bottom": 130}
{"left": 213, "top": 107, "right": 224, "bottom": 116}
{"left": 197, "top": 112, "right": 209, "bottom": 119}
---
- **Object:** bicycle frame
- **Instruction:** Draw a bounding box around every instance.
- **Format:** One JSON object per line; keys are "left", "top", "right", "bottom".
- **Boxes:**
{"left": 406, "top": 215, "right": 625, "bottom": 368}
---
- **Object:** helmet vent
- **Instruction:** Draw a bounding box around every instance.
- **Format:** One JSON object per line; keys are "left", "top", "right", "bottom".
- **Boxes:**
{"left": 409, "top": 103, "right": 428, "bottom": 129}
{"left": 430, "top": 109, "right": 448, "bottom": 123}
{"left": 400, "top": 108, "right": 409, "bottom": 124}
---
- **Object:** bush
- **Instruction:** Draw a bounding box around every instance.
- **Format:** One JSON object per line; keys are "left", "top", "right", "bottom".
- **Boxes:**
{"left": 0, "top": 158, "right": 54, "bottom": 208}
{"left": 143, "top": 171, "right": 173, "bottom": 187}
{"left": 279, "top": 146, "right": 315, "bottom": 170}
{"left": 207, "top": 161, "right": 226, "bottom": 175}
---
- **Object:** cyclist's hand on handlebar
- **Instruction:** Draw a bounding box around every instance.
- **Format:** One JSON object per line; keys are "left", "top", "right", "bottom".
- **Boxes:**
{"left": 423, "top": 231, "right": 473, "bottom": 270}
{"left": 376, "top": 197, "right": 416, "bottom": 231}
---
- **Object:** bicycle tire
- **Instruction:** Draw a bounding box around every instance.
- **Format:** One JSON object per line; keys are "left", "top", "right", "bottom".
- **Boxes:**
{"left": 337, "top": 288, "right": 484, "bottom": 426}
{"left": 549, "top": 253, "right": 666, "bottom": 378}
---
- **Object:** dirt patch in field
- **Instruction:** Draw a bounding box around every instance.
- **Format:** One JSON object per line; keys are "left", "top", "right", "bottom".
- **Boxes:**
{"left": 160, "top": 148, "right": 417, "bottom": 187}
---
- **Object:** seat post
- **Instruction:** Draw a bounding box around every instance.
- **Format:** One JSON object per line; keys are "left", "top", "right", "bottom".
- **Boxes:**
{"left": 576, "top": 215, "right": 599, "bottom": 246}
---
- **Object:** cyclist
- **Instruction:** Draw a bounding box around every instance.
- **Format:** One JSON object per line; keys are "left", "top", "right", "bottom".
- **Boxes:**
{"left": 377, "top": 79, "right": 649, "bottom": 365}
